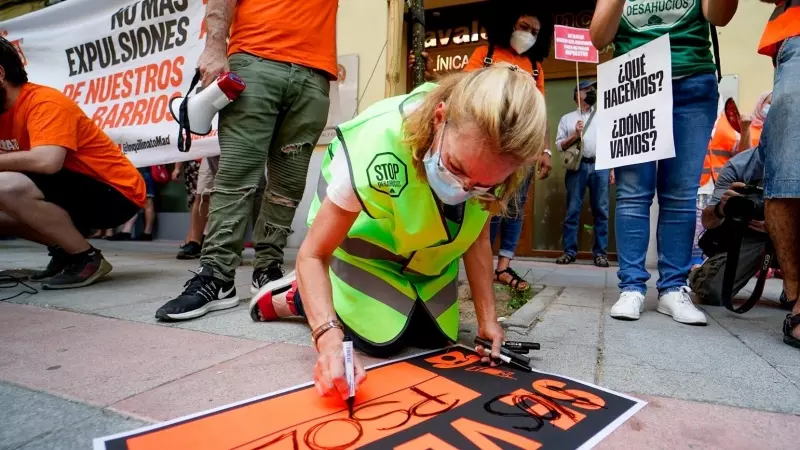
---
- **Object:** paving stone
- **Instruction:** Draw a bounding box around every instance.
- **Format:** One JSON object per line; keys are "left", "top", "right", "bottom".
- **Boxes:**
{"left": 18, "top": 411, "right": 149, "bottom": 450}
{"left": 597, "top": 394, "right": 798, "bottom": 450}
{"left": 527, "top": 303, "right": 602, "bottom": 345}
{"left": 552, "top": 287, "right": 605, "bottom": 309}
{"left": 0, "top": 382, "right": 96, "bottom": 450}
{"left": 530, "top": 342, "right": 598, "bottom": 384}
{"left": 0, "top": 303, "right": 266, "bottom": 406}
{"left": 176, "top": 308, "right": 310, "bottom": 343}
{"left": 603, "top": 309, "right": 780, "bottom": 380}
{"left": 602, "top": 364, "right": 800, "bottom": 414}
{"left": 705, "top": 306, "right": 800, "bottom": 370}
{"left": 92, "top": 298, "right": 177, "bottom": 325}
{"left": 776, "top": 365, "right": 800, "bottom": 388}
{"left": 110, "top": 343, "right": 317, "bottom": 422}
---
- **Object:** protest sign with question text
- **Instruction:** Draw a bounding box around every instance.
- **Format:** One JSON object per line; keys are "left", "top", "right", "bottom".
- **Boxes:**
{"left": 595, "top": 34, "right": 673, "bottom": 170}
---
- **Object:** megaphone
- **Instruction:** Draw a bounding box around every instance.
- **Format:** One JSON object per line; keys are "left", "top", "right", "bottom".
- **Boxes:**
{"left": 171, "top": 71, "right": 246, "bottom": 152}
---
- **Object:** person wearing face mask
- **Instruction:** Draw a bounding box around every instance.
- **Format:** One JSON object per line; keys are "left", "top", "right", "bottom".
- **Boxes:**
{"left": 463, "top": 6, "right": 554, "bottom": 292}
{"left": 554, "top": 81, "right": 612, "bottom": 268}
{"left": 747, "top": 91, "right": 772, "bottom": 148}
{"left": 248, "top": 65, "right": 547, "bottom": 400}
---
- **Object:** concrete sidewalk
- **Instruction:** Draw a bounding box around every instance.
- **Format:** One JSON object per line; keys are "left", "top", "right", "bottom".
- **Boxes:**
{"left": 1, "top": 239, "right": 798, "bottom": 449}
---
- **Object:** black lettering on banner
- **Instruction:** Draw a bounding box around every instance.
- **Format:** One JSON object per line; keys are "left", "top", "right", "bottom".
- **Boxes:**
{"left": 602, "top": 53, "right": 665, "bottom": 109}
{"left": 609, "top": 109, "right": 658, "bottom": 159}
{"left": 66, "top": 0, "right": 192, "bottom": 77}
{"left": 110, "top": 4, "right": 138, "bottom": 31}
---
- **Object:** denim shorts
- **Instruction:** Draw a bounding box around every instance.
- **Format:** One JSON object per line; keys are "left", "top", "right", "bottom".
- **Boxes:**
{"left": 139, "top": 168, "right": 156, "bottom": 199}
{"left": 761, "top": 36, "right": 800, "bottom": 199}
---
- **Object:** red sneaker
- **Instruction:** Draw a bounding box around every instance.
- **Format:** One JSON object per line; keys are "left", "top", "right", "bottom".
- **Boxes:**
{"left": 249, "top": 270, "right": 299, "bottom": 322}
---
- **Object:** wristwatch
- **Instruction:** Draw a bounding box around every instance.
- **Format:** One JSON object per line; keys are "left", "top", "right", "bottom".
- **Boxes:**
{"left": 311, "top": 320, "right": 344, "bottom": 351}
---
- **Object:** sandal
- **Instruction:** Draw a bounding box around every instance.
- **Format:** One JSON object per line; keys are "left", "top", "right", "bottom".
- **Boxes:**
{"left": 783, "top": 313, "right": 800, "bottom": 349}
{"left": 555, "top": 253, "right": 576, "bottom": 265}
{"left": 594, "top": 254, "right": 610, "bottom": 268}
{"left": 494, "top": 267, "right": 529, "bottom": 291}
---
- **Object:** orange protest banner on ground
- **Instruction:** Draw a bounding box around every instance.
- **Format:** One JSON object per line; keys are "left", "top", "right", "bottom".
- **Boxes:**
{"left": 97, "top": 346, "right": 645, "bottom": 450}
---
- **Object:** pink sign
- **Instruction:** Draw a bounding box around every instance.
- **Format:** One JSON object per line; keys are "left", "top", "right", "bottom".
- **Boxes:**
{"left": 554, "top": 25, "right": 599, "bottom": 64}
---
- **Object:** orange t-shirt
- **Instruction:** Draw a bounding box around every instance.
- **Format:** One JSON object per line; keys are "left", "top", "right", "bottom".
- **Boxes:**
{"left": 464, "top": 45, "right": 546, "bottom": 94}
{"left": 0, "top": 83, "right": 146, "bottom": 208}
{"left": 750, "top": 124, "right": 763, "bottom": 148}
{"left": 227, "top": 0, "right": 338, "bottom": 79}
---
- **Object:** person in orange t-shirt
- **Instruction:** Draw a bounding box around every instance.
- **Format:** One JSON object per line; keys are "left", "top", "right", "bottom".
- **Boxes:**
{"left": 466, "top": 6, "right": 553, "bottom": 292}
{"left": 156, "top": 0, "right": 337, "bottom": 322}
{"left": 0, "top": 38, "right": 145, "bottom": 290}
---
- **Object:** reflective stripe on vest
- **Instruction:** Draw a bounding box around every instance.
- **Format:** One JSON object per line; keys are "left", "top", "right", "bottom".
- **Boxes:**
{"left": 331, "top": 256, "right": 413, "bottom": 316}
{"left": 701, "top": 114, "right": 738, "bottom": 186}
{"left": 330, "top": 256, "right": 457, "bottom": 322}
{"left": 759, "top": 0, "right": 800, "bottom": 58}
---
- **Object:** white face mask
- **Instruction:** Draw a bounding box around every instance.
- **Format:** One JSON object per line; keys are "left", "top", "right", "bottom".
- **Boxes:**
{"left": 762, "top": 104, "right": 770, "bottom": 117}
{"left": 510, "top": 30, "right": 536, "bottom": 55}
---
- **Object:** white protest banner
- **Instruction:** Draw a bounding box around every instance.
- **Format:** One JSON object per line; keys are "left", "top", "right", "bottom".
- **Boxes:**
{"left": 595, "top": 33, "right": 673, "bottom": 170}
{"left": 553, "top": 25, "right": 598, "bottom": 64}
{"left": 0, "top": 0, "right": 349, "bottom": 168}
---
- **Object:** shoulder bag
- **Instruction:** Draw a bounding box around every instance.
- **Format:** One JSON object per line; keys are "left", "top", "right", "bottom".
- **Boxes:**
{"left": 562, "top": 109, "right": 595, "bottom": 172}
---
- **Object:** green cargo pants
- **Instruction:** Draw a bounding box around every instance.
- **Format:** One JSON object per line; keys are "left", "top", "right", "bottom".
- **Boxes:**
{"left": 200, "top": 53, "right": 330, "bottom": 282}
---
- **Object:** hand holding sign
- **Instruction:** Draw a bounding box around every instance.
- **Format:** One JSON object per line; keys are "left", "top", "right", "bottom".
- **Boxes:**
{"left": 595, "top": 34, "right": 674, "bottom": 170}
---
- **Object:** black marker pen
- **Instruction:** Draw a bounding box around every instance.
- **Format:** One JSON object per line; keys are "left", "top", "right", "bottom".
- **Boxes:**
{"left": 504, "top": 340, "right": 541, "bottom": 352}
{"left": 474, "top": 337, "right": 532, "bottom": 367}
{"left": 342, "top": 336, "right": 355, "bottom": 418}
{"left": 479, "top": 348, "right": 533, "bottom": 372}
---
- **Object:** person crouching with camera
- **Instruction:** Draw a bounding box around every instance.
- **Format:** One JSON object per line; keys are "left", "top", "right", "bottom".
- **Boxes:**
{"left": 689, "top": 148, "right": 793, "bottom": 311}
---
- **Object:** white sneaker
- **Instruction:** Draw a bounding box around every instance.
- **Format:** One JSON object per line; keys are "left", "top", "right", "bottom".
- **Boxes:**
{"left": 657, "top": 286, "right": 707, "bottom": 325}
{"left": 609, "top": 291, "right": 645, "bottom": 320}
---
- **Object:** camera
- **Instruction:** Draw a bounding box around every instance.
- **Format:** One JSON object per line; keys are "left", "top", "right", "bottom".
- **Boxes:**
{"left": 723, "top": 184, "right": 764, "bottom": 223}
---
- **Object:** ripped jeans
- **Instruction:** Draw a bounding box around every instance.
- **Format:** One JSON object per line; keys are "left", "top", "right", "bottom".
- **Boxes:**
{"left": 201, "top": 53, "right": 330, "bottom": 282}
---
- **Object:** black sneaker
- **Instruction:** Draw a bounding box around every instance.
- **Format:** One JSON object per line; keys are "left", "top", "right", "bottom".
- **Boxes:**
{"left": 594, "top": 254, "right": 610, "bottom": 268}
{"left": 250, "top": 265, "right": 285, "bottom": 295}
{"left": 155, "top": 265, "right": 239, "bottom": 321}
{"left": 176, "top": 241, "right": 202, "bottom": 260}
{"left": 29, "top": 246, "right": 69, "bottom": 282}
{"left": 42, "top": 248, "right": 113, "bottom": 290}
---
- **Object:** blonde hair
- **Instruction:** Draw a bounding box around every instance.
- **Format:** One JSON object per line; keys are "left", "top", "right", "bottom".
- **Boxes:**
{"left": 403, "top": 64, "right": 548, "bottom": 214}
